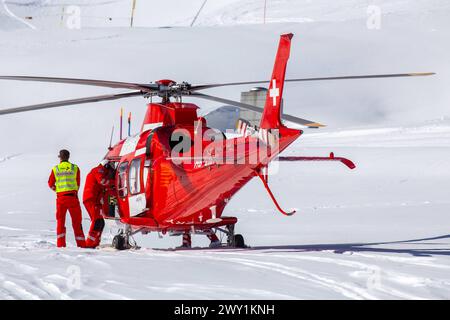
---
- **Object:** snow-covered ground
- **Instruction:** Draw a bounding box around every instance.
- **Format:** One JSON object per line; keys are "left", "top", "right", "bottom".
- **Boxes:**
{"left": 0, "top": 0, "right": 449, "bottom": 299}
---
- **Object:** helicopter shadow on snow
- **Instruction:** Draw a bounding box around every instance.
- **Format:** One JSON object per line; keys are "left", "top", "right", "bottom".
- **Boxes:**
{"left": 250, "top": 234, "right": 450, "bottom": 257}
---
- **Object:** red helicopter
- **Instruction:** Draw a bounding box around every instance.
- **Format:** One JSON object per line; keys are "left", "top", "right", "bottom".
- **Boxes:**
{"left": 0, "top": 33, "right": 434, "bottom": 249}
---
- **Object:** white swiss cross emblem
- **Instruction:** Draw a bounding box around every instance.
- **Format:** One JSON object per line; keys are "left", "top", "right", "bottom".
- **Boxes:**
{"left": 269, "top": 79, "right": 280, "bottom": 107}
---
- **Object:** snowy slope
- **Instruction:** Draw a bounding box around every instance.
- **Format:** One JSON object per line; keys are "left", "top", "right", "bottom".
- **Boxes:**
{"left": 0, "top": 0, "right": 449, "bottom": 299}
{"left": 4, "top": 0, "right": 450, "bottom": 28}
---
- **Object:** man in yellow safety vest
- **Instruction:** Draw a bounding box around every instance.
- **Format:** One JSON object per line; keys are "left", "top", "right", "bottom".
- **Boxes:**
{"left": 48, "top": 149, "right": 86, "bottom": 248}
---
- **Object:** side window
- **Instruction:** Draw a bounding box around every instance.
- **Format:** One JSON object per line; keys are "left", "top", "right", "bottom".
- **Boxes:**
{"left": 143, "top": 166, "right": 149, "bottom": 189}
{"left": 129, "top": 158, "right": 141, "bottom": 195}
{"left": 118, "top": 162, "right": 129, "bottom": 198}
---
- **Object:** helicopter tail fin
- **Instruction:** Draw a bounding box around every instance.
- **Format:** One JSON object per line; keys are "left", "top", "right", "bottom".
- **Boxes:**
{"left": 259, "top": 33, "right": 293, "bottom": 129}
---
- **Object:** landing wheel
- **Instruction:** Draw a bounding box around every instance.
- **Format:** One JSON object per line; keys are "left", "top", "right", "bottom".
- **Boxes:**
{"left": 233, "top": 234, "right": 246, "bottom": 248}
{"left": 112, "top": 234, "right": 127, "bottom": 250}
{"left": 223, "top": 224, "right": 247, "bottom": 248}
{"left": 112, "top": 225, "right": 140, "bottom": 250}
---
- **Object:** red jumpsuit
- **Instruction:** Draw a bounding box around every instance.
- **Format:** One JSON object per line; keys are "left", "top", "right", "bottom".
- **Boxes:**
{"left": 83, "top": 164, "right": 113, "bottom": 248}
{"left": 48, "top": 166, "right": 86, "bottom": 248}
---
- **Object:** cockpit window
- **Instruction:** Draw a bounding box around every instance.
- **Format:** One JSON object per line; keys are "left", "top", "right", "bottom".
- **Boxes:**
{"left": 129, "top": 158, "right": 141, "bottom": 195}
{"left": 117, "top": 161, "right": 128, "bottom": 198}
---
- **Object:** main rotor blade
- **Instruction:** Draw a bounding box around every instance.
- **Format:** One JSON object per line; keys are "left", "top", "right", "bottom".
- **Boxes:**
{"left": 0, "top": 91, "right": 143, "bottom": 116}
{"left": 0, "top": 76, "right": 158, "bottom": 92}
{"left": 191, "top": 72, "right": 435, "bottom": 90}
{"left": 190, "top": 92, "right": 324, "bottom": 128}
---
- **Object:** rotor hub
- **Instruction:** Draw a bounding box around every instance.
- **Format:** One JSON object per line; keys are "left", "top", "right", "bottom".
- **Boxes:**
{"left": 152, "top": 80, "right": 192, "bottom": 99}
{"left": 156, "top": 79, "right": 176, "bottom": 86}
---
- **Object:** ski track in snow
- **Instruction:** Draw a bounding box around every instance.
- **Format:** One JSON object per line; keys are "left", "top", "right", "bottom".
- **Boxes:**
{"left": 1, "top": 234, "right": 449, "bottom": 299}
{"left": 162, "top": 250, "right": 441, "bottom": 300}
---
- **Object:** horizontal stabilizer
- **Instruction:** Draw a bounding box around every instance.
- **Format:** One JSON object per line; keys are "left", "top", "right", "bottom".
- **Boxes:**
{"left": 278, "top": 152, "right": 356, "bottom": 169}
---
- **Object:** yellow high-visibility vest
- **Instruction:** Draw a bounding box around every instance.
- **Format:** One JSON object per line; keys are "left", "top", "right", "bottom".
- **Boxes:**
{"left": 53, "top": 162, "right": 79, "bottom": 193}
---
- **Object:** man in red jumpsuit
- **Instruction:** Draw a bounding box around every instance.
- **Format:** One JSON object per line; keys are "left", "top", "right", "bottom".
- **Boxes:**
{"left": 48, "top": 149, "right": 86, "bottom": 248}
{"left": 83, "top": 161, "right": 115, "bottom": 248}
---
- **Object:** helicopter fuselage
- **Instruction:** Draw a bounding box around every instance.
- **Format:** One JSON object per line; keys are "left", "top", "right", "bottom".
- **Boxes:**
{"left": 105, "top": 102, "right": 301, "bottom": 234}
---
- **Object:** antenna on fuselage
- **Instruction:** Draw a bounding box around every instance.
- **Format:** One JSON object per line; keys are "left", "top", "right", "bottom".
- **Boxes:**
{"left": 108, "top": 125, "right": 114, "bottom": 150}
{"left": 128, "top": 112, "right": 132, "bottom": 136}
{"left": 119, "top": 107, "right": 123, "bottom": 140}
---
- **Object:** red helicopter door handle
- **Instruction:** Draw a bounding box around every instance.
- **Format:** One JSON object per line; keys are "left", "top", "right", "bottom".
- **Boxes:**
{"left": 277, "top": 152, "right": 356, "bottom": 170}
{"left": 255, "top": 170, "right": 296, "bottom": 216}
